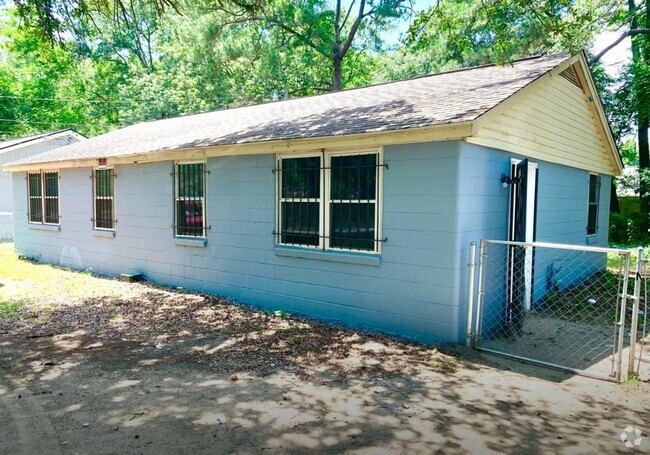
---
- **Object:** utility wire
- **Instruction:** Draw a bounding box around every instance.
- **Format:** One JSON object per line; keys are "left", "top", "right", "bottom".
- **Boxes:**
{"left": 0, "top": 93, "right": 243, "bottom": 105}
{"left": 0, "top": 118, "right": 115, "bottom": 128}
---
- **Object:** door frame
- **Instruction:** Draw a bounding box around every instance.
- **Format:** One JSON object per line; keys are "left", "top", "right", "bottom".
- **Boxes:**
{"left": 507, "top": 158, "right": 538, "bottom": 311}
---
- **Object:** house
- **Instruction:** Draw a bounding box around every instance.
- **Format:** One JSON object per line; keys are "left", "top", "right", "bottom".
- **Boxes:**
{"left": 2, "top": 52, "right": 622, "bottom": 344}
{"left": 0, "top": 129, "right": 86, "bottom": 241}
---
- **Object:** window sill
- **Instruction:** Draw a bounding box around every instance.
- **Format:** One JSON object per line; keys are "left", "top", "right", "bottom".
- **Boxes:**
{"left": 274, "top": 246, "right": 380, "bottom": 267}
{"left": 586, "top": 235, "right": 599, "bottom": 245}
{"left": 93, "top": 229, "right": 116, "bottom": 238}
{"left": 174, "top": 237, "right": 207, "bottom": 248}
{"left": 28, "top": 223, "right": 60, "bottom": 232}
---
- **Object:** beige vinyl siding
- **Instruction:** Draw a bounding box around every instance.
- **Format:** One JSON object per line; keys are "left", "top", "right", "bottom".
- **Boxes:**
{"left": 466, "top": 72, "right": 615, "bottom": 175}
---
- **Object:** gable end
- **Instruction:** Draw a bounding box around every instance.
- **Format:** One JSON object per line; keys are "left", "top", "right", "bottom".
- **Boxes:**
{"left": 467, "top": 53, "right": 622, "bottom": 176}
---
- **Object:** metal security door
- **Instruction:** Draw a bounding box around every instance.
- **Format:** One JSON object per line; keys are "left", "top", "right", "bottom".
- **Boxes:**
{"left": 507, "top": 160, "right": 537, "bottom": 337}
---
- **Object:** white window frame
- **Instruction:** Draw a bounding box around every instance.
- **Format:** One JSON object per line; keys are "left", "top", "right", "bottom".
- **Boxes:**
{"left": 174, "top": 160, "right": 208, "bottom": 239}
{"left": 27, "top": 170, "right": 60, "bottom": 226}
{"left": 93, "top": 167, "right": 116, "bottom": 231}
{"left": 277, "top": 152, "right": 324, "bottom": 250}
{"left": 587, "top": 172, "right": 600, "bottom": 237}
{"left": 276, "top": 148, "right": 383, "bottom": 254}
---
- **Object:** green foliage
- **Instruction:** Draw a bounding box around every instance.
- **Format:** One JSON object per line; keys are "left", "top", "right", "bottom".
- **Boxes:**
{"left": 620, "top": 138, "right": 639, "bottom": 166}
{"left": 610, "top": 211, "right": 650, "bottom": 245}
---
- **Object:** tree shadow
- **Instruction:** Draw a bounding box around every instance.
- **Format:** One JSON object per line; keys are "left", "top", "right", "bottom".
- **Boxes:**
{"left": 0, "top": 332, "right": 647, "bottom": 454}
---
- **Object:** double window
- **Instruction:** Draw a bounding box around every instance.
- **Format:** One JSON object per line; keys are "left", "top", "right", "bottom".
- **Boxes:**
{"left": 277, "top": 150, "right": 382, "bottom": 253}
{"left": 93, "top": 168, "right": 115, "bottom": 230}
{"left": 174, "top": 162, "right": 207, "bottom": 238}
{"left": 27, "top": 171, "right": 59, "bottom": 224}
{"left": 587, "top": 173, "right": 600, "bottom": 236}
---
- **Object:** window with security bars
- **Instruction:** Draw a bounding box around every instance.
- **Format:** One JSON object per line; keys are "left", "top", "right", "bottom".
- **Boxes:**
{"left": 587, "top": 173, "right": 600, "bottom": 235}
{"left": 174, "top": 162, "right": 207, "bottom": 237}
{"left": 94, "top": 168, "right": 115, "bottom": 230}
{"left": 277, "top": 151, "right": 382, "bottom": 253}
{"left": 27, "top": 171, "right": 59, "bottom": 224}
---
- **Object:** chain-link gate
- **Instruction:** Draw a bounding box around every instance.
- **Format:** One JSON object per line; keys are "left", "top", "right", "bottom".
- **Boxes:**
{"left": 0, "top": 212, "right": 13, "bottom": 243}
{"left": 628, "top": 252, "right": 649, "bottom": 381}
{"left": 466, "top": 240, "right": 633, "bottom": 382}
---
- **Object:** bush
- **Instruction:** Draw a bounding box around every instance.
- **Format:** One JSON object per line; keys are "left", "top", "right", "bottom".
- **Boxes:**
{"left": 609, "top": 212, "right": 650, "bottom": 246}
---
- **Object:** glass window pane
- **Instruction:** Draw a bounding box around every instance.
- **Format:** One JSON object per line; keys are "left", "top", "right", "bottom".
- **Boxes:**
{"left": 95, "top": 199, "right": 113, "bottom": 229}
{"left": 28, "top": 173, "right": 42, "bottom": 223}
{"left": 330, "top": 202, "right": 375, "bottom": 251}
{"left": 178, "top": 164, "right": 204, "bottom": 198}
{"left": 588, "top": 175, "right": 599, "bottom": 203}
{"left": 96, "top": 169, "right": 113, "bottom": 197}
{"left": 44, "top": 172, "right": 58, "bottom": 197}
{"left": 176, "top": 200, "right": 204, "bottom": 236}
{"left": 28, "top": 173, "right": 42, "bottom": 197}
{"left": 44, "top": 199, "right": 58, "bottom": 224}
{"left": 281, "top": 157, "right": 320, "bottom": 199}
{"left": 331, "top": 154, "right": 376, "bottom": 200}
{"left": 587, "top": 205, "right": 598, "bottom": 235}
{"left": 281, "top": 201, "right": 319, "bottom": 246}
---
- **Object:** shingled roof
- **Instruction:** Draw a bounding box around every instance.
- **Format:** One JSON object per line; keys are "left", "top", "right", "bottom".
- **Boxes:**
{"left": 0, "top": 129, "right": 84, "bottom": 155}
{"left": 7, "top": 53, "right": 570, "bottom": 167}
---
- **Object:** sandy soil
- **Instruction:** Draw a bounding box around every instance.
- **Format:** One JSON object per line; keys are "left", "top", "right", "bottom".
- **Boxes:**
{"left": 1, "top": 330, "right": 649, "bottom": 455}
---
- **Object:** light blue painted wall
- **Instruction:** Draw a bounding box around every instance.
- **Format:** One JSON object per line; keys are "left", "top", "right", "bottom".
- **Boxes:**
{"left": 456, "top": 142, "right": 612, "bottom": 341}
{"left": 12, "top": 141, "right": 465, "bottom": 343}
{"left": 11, "top": 140, "right": 612, "bottom": 345}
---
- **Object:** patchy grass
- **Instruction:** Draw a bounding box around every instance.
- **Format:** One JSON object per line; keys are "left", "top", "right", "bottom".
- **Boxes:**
{"left": 607, "top": 247, "right": 650, "bottom": 273}
{"left": 0, "top": 243, "right": 459, "bottom": 378}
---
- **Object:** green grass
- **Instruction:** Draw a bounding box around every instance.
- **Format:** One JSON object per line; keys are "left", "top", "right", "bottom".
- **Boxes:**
{"left": 0, "top": 243, "right": 130, "bottom": 319}
{"left": 607, "top": 247, "right": 650, "bottom": 273}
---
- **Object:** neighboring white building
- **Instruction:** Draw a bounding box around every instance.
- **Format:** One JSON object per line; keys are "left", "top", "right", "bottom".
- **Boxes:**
{"left": 0, "top": 130, "right": 86, "bottom": 240}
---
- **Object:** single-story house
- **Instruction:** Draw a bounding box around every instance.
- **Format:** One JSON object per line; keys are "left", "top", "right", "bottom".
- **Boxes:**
{"left": 3, "top": 52, "right": 622, "bottom": 344}
{"left": 0, "top": 129, "right": 86, "bottom": 241}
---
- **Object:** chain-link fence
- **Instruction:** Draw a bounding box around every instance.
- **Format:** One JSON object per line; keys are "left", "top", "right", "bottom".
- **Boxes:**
{"left": 0, "top": 212, "right": 13, "bottom": 242}
{"left": 628, "top": 254, "right": 649, "bottom": 381}
{"left": 468, "top": 240, "right": 632, "bottom": 382}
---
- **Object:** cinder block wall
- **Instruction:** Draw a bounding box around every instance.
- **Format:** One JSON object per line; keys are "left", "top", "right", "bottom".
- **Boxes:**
{"left": 455, "top": 142, "right": 611, "bottom": 341}
{"left": 13, "top": 141, "right": 467, "bottom": 343}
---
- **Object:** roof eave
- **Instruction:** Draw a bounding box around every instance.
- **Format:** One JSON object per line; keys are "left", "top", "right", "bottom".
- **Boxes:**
{"left": 2, "top": 121, "right": 474, "bottom": 172}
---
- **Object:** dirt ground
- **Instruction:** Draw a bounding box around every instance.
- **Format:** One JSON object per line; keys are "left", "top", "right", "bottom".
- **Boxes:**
{"left": 2, "top": 331, "right": 650, "bottom": 454}
{"left": 1, "top": 250, "right": 650, "bottom": 454}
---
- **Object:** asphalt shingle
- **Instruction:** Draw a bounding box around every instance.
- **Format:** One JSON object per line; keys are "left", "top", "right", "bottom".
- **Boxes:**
{"left": 8, "top": 54, "right": 569, "bottom": 166}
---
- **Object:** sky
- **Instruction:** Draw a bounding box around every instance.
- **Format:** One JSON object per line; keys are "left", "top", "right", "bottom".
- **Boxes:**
{"left": 383, "top": 0, "right": 632, "bottom": 77}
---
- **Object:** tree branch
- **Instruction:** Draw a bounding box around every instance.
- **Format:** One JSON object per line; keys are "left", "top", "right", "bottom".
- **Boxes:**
{"left": 589, "top": 28, "right": 650, "bottom": 64}
{"left": 340, "top": 0, "right": 368, "bottom": 59}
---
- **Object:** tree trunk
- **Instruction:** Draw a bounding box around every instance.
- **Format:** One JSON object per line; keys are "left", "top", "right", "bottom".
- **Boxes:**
{"left": 332, "top": 55, "right": 343, "bottom": 91}
{"left": 630, "top": 0, "right": 650, "bottom": 237}
{"left": 640, "top": 0, "right": 650, "bottom": 237}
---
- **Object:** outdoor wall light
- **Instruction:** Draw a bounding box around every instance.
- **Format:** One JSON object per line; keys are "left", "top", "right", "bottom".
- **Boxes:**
{"left": 501, "top": 173, "right": 521, "bottom": 188}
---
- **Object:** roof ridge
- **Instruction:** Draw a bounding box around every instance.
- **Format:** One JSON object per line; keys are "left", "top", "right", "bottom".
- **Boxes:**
{"left": 145, "top": 52, "right": 568, "bottom": 123}
{"left": 0, "top": 129, "right": 75, "bottom": 152}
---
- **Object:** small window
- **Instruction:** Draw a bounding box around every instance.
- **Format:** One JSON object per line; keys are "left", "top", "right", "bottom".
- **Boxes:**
{"left": 94, "top": 168, "right": 115, "bottom": 230}
{"left": 587, "top": 174, "right": 600, "bottom": 236}
{"left": 27, "top": 170, "right": 59, "bottom": 225}
{"left": 276, "top": 150, "right": 382, "bottom": 253}
{"left": 174, "top": 162, "right": 207, "bottom": 238}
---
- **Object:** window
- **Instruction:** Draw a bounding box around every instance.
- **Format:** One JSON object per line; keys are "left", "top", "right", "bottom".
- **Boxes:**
{"left": 277, "top": 150, "right": 382, "bottom": 253}
{"left": 93, "top": 168, "right": 115, "bottom": 230}
{"left": 174, "top": 162, "right": 207, "bottom": 237}
{"left": 587, "top": 173, "right": 600, "bottom": 236}
{"left": 27, "top": 171, "right": 59, "bottom": 224}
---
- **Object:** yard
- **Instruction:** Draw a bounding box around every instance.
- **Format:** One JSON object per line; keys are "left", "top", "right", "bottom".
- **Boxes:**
{"left": 1, "top": 243, "right": 649, "bottom": 454}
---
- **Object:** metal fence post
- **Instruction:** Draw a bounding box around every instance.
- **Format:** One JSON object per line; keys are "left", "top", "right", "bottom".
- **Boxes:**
{"left": 473, "top": 240, "right": 488, "bottom": 347}
{"left": 628, "top": 247, "right": 645, "bottom": 378}
{"left": 616, "top": 251, "right": 632, "bottom": 382}
{"left": 466, "top": 242, "right": 477, "bottom": 347}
